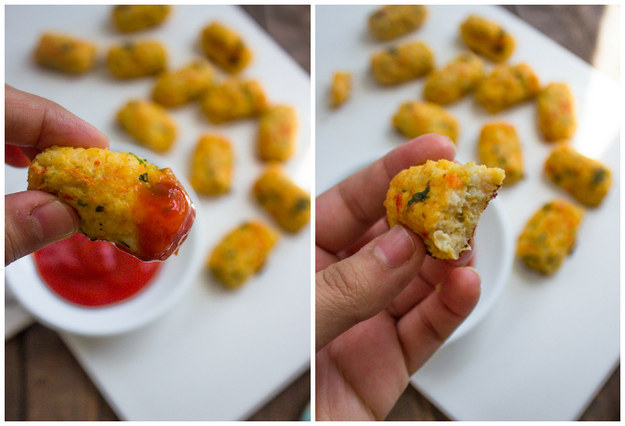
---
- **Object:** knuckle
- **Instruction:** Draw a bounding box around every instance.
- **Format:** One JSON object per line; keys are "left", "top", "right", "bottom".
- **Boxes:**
{"left": 319, "top": 260, "right": 372, "bottom": 323}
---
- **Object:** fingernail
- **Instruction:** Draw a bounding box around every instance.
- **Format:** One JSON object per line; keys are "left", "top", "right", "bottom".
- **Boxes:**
{"left": 444, "top": 136, "right": 456, "bottom": 156}
{"left": 30, "top": 200, "right": 78, "bottom": 244}
{"left": 373, "top": 224, "right": 415, "bottom": 267}
{"left": 465, "top": 267, "right": 482, "bottom": 287}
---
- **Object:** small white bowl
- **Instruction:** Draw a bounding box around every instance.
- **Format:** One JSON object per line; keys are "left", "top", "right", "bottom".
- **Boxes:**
{"left": 5, "top": 143, "right": 206, "bottom": 337}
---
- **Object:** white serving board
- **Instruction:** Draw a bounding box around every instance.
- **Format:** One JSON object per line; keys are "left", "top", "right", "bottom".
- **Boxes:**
{"left": 316, "top": 5, "right": 619, "bottom": 421}
{"left": 5, "top": 5, "right": 311, "bottom": 420}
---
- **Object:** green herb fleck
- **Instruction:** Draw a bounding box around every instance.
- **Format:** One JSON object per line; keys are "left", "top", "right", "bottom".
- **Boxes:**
{"left": 591, "top": 168, "right": 607, "bottom": 186}
{"left": 293, "top": 198, "right": 310, "bottom": 213}
{"left": 130, "top": 152, "right": 146, "bottom": 165}
{"left": 95, "top": 205, "right": 105, "bottom": 212}
{"left": 386, "top": 46, "right": 399, "bottom": 56}
{"left": 139, "top": 172, "right": 149, "bottom": 182}
{"left": 118, "top": 240, "right": 130, "bottom": 248}
{"left": 407, "top": 185, "right": 430, "bottom": 206}
{"left": 77, "top": 199, "right": 88, "bottom": 207}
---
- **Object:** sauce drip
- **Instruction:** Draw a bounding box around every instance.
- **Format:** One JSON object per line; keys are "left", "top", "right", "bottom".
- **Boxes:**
{"left": 34, "top": 233, "right": 162, "bottom": 307}
{"left": 130, "top": 169, "right": 195, "bottom": 261}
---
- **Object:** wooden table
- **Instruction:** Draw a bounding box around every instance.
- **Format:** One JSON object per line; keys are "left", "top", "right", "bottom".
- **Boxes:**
{"left": 5, "top": 5, "right": 619, "bottom": 421}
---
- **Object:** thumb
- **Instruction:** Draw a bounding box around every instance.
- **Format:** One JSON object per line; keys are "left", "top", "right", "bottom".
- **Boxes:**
{"left": 316, "top": 224, "right": 426, "bottom": 351}
{"left": 5, "top": 191, "right": 79, "bottom": 265}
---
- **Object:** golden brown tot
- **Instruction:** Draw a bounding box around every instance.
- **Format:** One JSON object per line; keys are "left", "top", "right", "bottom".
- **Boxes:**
{"left": 368, "top": 5, "right": 427, "bottom": 41}
{"left": 517, "top": 199, "right": 584, "bottom": 274}
{"left": 423, "top": 51, "right": 485, "bottom": 105}
{"left": 460, "top": 14, "right": 515, "bottom": 63}
{"left": 201, "top": 21, "right": 252, "bottom": 74}
{"left": 200, "top": 79, "right": 268, "bottom": 124}
{"left": 112, "top": 5, "right": 172, "bottom": 33}
{"left": 474, "top": 63, "right": 540, "bottom": 113}
{"left": 34, "top": 32, "right": 97, "bottom": 74}
{"left": 189, "top": 134, "right": 233, "bottom": 196}
{"left": 544, "top": 144, "right": 611, "bottom": 207}
{"left": 152, "top": 59, "right": 216, "bottom": 107}
{"left": 257, "top": 105, "right": 298, "bottom": 162}
{"left": 392, "top": 101, "right": 459, "bottom": 143}
{"left": 330, "top": 71, "right": 353, "bottom": 108}
{"left": 208, "top": 221, "right": 279, "bottom": 289}
{"left": 385, "top": 160, "right": 505, "bottom": 259}
{"left": 27, "top": 146, "right": 195, "bottom": 262}
{"left": 117, "top": 99, "right": 177, "bottom": 152}
{"left": 107, "top": 40, "right": 167, "bottom": 79}
{"left": 253, "top": 166, "right": 310, "bottom": 233}
{"left": 537, "top": 82, "right": 577, "bottom": 142}
{"left": 478, "top": 122, "right": 524, "bottom": 185}
{"left": 371, "top": 41, "right": 434, "bottom": 85}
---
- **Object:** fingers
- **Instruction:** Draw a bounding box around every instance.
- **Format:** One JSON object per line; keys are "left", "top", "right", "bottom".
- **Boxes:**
{"left": 386, "top": 248, "right": 474, "bottom": 319}
{"left": 5, "top": 191, "right": 79, "bottom": 266}
{"left": 316, "top": 225, "right": 426, "bottom": 351}
{"left": 5, "top": 85, "right": 109, "bottom": 155}
{"left": 316, "top": 134, "right": 456, "bottom": 254}
{"left": 397, "top": 267, "right": 481, "bottom": 374}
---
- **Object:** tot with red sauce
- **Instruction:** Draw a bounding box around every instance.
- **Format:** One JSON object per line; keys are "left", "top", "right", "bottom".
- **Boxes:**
{"left": 27, "top": 146, "right": 195, "bottom": 262}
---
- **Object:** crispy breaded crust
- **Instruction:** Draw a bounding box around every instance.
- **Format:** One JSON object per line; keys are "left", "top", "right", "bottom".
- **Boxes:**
{"left": 537, "top": 82, "right": 576, "bottom": 142}
{"left": 385, "top": 159, "right": 505, "bottom": 259}
{"left": 368, "top": 5, "right": 427, "bottom": 41}
{"left": 475, "top": 63, "right": 540, "bottom": 114}
{"left": 545, "top": 144, "right": 611, "bottom": 207}
{"left": 201, "top": 21, "right": 252, "bottom": 74}
{"left": 152, "top": 59, "right": 215, "bottom": 108}
{"left": 253, "top": 166, "right": 310, "bottom": 233}
{"left": 200, "top": 79, "right": 268, "bottom": 124}
{"left": 117, "top": 99, "right": 177, "bottom": 152}
{"left": 112, "top": 5, "right": 172, "bottom": 33}
{"left": 478, "top": 121, "right": 524, "bottom": 185}
{"left": 34, "top": 32, "right": 97, "bottom": 74}
{"left": 392, "top": 101, "right": 459, "bottom": 143}
{"left": 107, "top": 40, "right": 167, "bottom": 79}
{"left": 460, "top": 15, "right": 515, "bottom": 63}
{"left": 257, "top": 105, "right": 298, "bottom": 162}
{"left": 371, "top": 41, "right": 434, "bottom": 85}
{"left": 423, "top": 51, "right": 485, "bottom": 105}
{"left": 28, "top": 146, "right": 194, "bottom": 261}
{"left": 330, "top": 71, "right": 352, "bottom": 108}
{"left": 208, "top": 221, "right": 279, "bottom": 289}
{"left": 517, "top": 199, "right": 584, "bottom": 274}
{"left": 189, "top": 134, "right": 233, "bottom": 195}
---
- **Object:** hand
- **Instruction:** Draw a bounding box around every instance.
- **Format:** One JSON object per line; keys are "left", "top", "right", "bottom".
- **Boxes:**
{"left": 5, "top": 85, "right": 109, "bottom": 265}
{"left": 315, "top": 134, "right": 481, "bottom": 420}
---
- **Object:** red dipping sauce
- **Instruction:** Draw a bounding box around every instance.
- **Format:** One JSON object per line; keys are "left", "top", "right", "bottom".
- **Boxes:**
{"left": 33, "top": 233, "right": 162, "bottom": 307}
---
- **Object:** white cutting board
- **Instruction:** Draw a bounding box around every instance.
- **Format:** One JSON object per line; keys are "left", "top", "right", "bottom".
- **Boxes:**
{"left": 5, "top": 5, "right": 311, "bottom": 420}
{"left": 316, "top": 5, "right": 619, "bottom": 421}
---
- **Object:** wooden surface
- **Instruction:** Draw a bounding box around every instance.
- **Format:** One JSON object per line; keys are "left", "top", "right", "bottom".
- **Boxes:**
{"left": 5, "top": 5, "right": 619, "bottom": 422}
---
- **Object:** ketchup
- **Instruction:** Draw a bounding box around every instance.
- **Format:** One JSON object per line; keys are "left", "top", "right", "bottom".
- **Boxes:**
{"left": 127, "top": 169, "right": 195, "bottom": 262}
{"left": 33, "top": 233, "right": 162, "bottom": 307}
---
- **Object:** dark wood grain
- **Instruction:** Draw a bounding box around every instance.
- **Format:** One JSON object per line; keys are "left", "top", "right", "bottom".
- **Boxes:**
{"left": 241, "top": 5, "right": 311, "bottom": 74}
{"left": 501, "top": 5, "right": 605, "bottom": 65}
